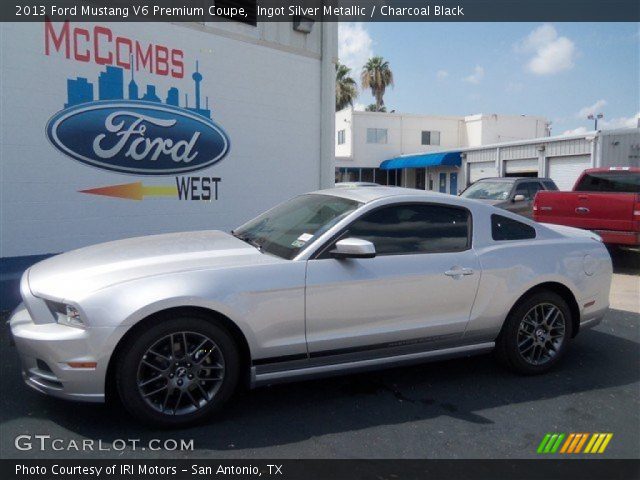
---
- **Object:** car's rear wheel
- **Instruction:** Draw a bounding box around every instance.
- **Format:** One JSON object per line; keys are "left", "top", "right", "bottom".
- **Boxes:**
{"left": 496, "top": 290, "right": 573, "bottom": 375}
{"left": 116, "top": 315, "right": 239, "bottom": 428}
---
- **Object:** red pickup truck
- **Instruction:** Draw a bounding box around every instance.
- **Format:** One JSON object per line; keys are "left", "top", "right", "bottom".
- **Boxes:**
{"left": 533, "top": 167, "right": 640, "bottom": 247}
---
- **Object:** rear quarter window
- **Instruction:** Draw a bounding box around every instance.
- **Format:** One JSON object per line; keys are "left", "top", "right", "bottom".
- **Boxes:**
{"left": 491, "top": 214, "right": 536, "bottom": 241}
{"left": 575, "top": 172, "right": 640, "bottom": 193}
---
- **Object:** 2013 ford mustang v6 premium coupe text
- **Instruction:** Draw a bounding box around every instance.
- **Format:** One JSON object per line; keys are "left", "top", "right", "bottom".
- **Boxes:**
{"left": 9, "top": 186, "right": 612, "bottom": 427}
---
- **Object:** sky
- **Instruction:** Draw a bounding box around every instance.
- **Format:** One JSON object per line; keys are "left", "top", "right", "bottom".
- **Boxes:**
{"left": 338, "top": 22, "right": 639, "bottom": 135}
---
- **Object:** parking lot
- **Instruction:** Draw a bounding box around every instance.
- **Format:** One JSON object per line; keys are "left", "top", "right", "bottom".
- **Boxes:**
{"left": 1, "top": 250, "right": 638, "bottom": 460}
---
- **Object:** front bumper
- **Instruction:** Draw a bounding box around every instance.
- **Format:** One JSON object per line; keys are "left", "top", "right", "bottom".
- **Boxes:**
{"left": 9, "top": 303, "right": 110, "bottom": 403}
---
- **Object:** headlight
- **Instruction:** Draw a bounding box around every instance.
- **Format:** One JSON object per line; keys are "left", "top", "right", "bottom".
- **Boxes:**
{"left": 47, "top": 301, "right": 86, "bottom": 328}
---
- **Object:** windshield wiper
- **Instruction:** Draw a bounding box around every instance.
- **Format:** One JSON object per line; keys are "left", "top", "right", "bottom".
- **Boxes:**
{"left": 231, "top": 231, "right": 263, "bottom": 251}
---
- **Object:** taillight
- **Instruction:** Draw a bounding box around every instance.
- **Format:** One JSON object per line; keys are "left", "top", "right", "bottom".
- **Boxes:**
{"left": 634, "top": 195, "right": 640, "bottom": 219}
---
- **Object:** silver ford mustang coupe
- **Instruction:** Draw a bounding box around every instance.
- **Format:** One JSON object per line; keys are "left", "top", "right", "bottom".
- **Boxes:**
{"left": 9, "top": 186, "right": 612, "bottom": 427}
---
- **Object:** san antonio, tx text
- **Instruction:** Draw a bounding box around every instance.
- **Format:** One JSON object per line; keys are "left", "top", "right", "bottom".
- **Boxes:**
{"left": 16, "top": 463, "right": 284, "bottom": 477}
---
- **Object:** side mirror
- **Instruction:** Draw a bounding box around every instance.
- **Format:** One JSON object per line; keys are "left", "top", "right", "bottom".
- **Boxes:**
{"left": 513, "top": 194, "right": 526, "bottom": 202}
{"left": 330, "top": 238, "right": 376, "bottom": 259}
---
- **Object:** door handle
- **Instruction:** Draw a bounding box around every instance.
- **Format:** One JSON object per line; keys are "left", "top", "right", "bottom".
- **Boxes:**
{"left": 575, "top": 207, "right": 590, "bottom": 214}
{"left": 445, "top": 267, "right": 474, "bottom": 277}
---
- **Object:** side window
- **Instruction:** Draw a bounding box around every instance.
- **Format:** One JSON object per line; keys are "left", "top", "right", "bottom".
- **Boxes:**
{"left": 491, "top": 214, "right": 536, "bottom": 241}
{"left": 513, "top": 183, "right": 532, "bottom": 200}
{"left": 526, "top": 182, "right": 543, "bottom": 198}
{"left": 347, "top": 204, "right": 471, "bottom": 255}
{"left": 542, "top": 180, "right": 558, "bottom": 191}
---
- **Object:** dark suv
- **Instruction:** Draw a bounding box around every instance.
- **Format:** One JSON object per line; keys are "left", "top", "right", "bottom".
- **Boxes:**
{"left": 460, "top": 177, "right": 558, "bottom": 218}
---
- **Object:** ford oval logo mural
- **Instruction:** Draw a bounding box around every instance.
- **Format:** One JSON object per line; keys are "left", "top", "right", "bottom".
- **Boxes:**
{"left": 46, "top": 62, "right": 230, "bottom": 175}
{"left": 47, "top": 101, "right": 230, "bottom": 175}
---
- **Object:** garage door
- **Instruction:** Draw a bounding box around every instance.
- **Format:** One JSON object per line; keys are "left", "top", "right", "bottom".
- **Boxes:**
{"left": 547, "top": 155, "right": 591, "bottom": 190}
{"left": 468, "top": 161, "right": 498, "bottom": 183}
{"left": 505, "top": 158, "right": 538, "bottom": 175}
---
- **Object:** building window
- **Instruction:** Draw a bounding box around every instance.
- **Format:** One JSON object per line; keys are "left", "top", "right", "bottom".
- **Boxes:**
{"left": 374, "top": 168, "right": 386, "bottom": 185}
{"left": 335, "top": 168, "right": 362, "bottom": 183}
{"left": 389, "top": 169, "right": 401, "bottom": 186}
{"left": 361, "top": 168, "right": 374, "bottom": 183}
{"left": 421, "top": 131, "right": 441, "bottom": 146}
{"left": 337, "top": 129, "right": 346, "bottom": 145}
{"left": 336, "top": 168, "right": 401, "bottom": 186}
{"left": 366, "top": 128, "right": 388, "bottom": 144}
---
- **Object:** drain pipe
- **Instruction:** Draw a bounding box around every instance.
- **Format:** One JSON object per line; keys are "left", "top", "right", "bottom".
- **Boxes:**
{"left": 319, "top": 22, "right": 338, "bottom": 188}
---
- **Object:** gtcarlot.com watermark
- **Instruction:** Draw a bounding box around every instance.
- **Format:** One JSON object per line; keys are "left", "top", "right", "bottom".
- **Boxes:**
{"left": 15, "top": 434, "right": 194, "bottom": 452}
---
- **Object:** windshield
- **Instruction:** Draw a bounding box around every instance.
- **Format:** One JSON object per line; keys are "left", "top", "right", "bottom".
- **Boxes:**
{"left": 233, "top": 194, "right": 362, "bottom": 259}
{"left": 461, "top": 181, "right": 514, "bottom": 200}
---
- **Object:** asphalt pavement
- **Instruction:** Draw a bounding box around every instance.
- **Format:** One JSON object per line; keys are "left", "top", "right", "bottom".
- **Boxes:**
{"left": 1, "top": 249, "right": 638, "bottom": 459}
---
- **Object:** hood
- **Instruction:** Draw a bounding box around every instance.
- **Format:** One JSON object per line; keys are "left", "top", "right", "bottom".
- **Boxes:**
{"left": 28, "top": 230, "right": 277, "bottom": 300}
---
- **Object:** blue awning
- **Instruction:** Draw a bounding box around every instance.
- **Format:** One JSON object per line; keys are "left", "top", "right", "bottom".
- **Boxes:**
{"left": 379, "top": 151, "right": 462, "bottom": 170}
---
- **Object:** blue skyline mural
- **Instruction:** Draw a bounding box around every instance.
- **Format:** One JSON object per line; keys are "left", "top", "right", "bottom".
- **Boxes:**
{"left": 65, "top": 61, "right": 212, "bottom": 119}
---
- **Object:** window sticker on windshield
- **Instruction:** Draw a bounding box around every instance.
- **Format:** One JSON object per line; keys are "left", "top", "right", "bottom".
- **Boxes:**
{"left": 291, "top": 233, "right": 313, "bottom": 248}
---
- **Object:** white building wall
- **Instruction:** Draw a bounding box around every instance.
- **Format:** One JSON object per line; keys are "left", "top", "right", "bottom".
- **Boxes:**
{"left": 336, "top": 111, "right": 548, "bottom": 170}
{"left": 335, "top": 108, "right": 353, "bottom": 159}
{"left": 463, "top": 116, "right": 483, "bottom": 147}
{"left": 335, "top": 111, "right": 465, "bottom": 169}
{"left": 0, "top": 21, "right": 334, "bottom": 259}
{"left": 465, "top": 113, "right": 548, "bottom": 145}
{"left": 351, "top": 113, "right": 400, "bottom": 168}
{"left": 598, "top": 128, "right": 640, "bottom": 167}
{"left": 399, "top": 115, "right": 464, "bottom": 154}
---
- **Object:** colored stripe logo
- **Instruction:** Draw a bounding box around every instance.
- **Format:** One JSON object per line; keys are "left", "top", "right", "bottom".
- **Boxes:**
{"left": 537, "top": 433, "right": 613, "bottom": 454}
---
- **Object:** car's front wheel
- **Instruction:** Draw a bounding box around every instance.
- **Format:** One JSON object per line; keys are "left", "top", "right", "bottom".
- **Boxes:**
{"left": 496, "top": 290, "right": 573, "bottom": 375}
{"left": 116, "top": 315, "right": 239, "bottom": 428}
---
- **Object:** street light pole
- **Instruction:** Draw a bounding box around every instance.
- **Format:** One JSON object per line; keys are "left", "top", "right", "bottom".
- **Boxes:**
{"left": 587, "top": 113, "right": 604, "bottom": 130}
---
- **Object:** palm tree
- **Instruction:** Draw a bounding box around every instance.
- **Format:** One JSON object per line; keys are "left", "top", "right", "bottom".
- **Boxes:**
{"left": 365, "top": 104, "right": 386, "bottom": 112}
{"left": 335, "top": 62, "right": 357, "bottom": 111}
{"left": 361, "top": 57, "right": 394, "bottom": 112}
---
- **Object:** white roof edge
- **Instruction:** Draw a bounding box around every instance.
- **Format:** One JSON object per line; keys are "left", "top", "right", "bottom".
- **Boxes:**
{"left": 459, "top": 127, "right": 639, "bottom": 152}
{"left": 458, "top": 131, "right": 597, "bottom": 152}
{"left": 345, "top": 110, "right": 548, "bottom": 122}
{"left": 597, "top": 127, "right": 640, "bottom": 136}
{"left": 350, "top": 110, "right": 464, "bottom": 121}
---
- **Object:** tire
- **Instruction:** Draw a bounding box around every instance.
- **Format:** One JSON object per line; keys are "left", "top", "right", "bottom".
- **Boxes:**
{"left": 116, "top": 314, "right": 240, "bottom": 428}
{"left": 495, "top": 290, "right": 573, "bottom": 375}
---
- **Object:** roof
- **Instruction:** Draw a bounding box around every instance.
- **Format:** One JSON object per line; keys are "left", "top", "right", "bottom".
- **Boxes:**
{"left": 474, "top": 177, "right": 554, "bottom": 183}
{"left": 583, "top": 166, "right": 640, "bottom": 173}
{"left": 312, "top": 186, "right": 452, "bottom": 204}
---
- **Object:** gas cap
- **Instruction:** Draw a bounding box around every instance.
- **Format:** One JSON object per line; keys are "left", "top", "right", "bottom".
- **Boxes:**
{"left": 583, "top": 254, "right": 597, "bottom": 276}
